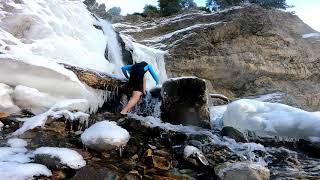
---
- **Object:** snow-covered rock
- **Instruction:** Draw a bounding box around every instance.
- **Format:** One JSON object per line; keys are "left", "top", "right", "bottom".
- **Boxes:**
{"left": 222, "top": 99, "right": 320, "bottom": 140}
{"left": 0, "top": 83, "right": 20, "bottom": 114}
{"left": 13, "top": 99, "right": 90, "bottom": 136}
{"left": 81, "top": 121, "right": 130, "bottom": 151}
{"left": 33, "top": 147, "right": 86, "bottom": 169}
{"left": 0, "top": 162, "right": 52, "bottom": 180}
{"left": 0, "top": 139, "right": 52, "bottom": 179}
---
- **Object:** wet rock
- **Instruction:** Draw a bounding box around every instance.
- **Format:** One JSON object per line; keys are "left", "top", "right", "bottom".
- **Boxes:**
{"left": 221, "top": 126, "right": 248, "bottom": 143}
{"left": 125, "top": 170, "right": 142, "bottom": 180}
{"left": 71, "top": 166, "right": 120, "bottom": 180}
{"left": 34, "top": 154, "right": 68, "bottom": 169}
{"left": 297, "top": 139, "right": 320, "bottom": 158}
{"left": 160, "top": 77, "right": 210, "bottom": 128}
{"left": 215, "top": 162, "right": 270, "bottom": 180}
{"left": 51, "top": 170, "right": 66, "bottom": 180}
{"left": 149, "top": 87, "right": 162, "bottom": 99}
{"left": 183, "top": 145, "right": 209, "bottom": 166}
{"left": 151, "top": 155, "right": 171, "bottom": 171}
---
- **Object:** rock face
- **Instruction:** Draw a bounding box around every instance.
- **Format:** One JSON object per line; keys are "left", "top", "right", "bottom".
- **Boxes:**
{"left": 160, "top": 77, "right": 210, "bottom": 127}
{"left": 115, "top": 5, "right": 320, "bottom": 111}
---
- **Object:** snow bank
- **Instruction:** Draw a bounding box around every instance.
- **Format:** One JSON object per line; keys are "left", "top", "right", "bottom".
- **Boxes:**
{"left": 81, "top": 120, "right": 130, "bottom": 150}
{"left": 0, "top": 83, "right": 20, "bottom": 114}
{"left": 13, "top": 99, "right": 90, "bottom": 136}
{"left": 0, "top": 162, "right": 52, "bottom": 180}
{"left": 34, "top": 147, "right": 86, "bottom": 169}
{"left": 222, "top": 99, "right": 320, "bottom": 140}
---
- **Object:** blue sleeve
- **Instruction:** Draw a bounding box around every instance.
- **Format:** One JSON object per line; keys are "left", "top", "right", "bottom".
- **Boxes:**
{"left": 121, "top": 65, "right": 133, "bottom": 79}
{"left": 145, "top": 64, "right": 159, "bottom": 85}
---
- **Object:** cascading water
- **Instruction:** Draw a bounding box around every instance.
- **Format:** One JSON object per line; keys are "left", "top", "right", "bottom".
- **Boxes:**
{"left": 99, "top": 19, "right": 124, "bottom": 76}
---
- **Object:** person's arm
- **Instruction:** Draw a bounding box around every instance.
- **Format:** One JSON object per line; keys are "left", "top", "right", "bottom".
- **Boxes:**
{"left": 143, "top": 76, "right": 146, "bottom": 95}
{"left": 121, "top": 65, "right": 133, "bottom": 79}
{"left": 145, "top": 64, "right": 159, "bottom": 85}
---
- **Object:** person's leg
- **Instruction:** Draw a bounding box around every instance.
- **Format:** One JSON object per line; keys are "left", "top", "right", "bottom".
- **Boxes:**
{"left": 120, "top": 91, "right": 143, "bottom": 114}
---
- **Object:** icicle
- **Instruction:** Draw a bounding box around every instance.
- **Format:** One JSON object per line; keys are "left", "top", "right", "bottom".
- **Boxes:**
{"left": 119, "top": 146, "right": 123, "bottom": 157}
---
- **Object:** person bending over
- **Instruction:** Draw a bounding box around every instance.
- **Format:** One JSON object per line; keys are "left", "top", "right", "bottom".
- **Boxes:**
{"left": 120, "top": 61, "right": 159, "bottom": 115}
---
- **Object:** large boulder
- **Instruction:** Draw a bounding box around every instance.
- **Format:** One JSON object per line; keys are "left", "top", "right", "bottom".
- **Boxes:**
{"left": 160, "top": 77, "right": 210, "bottom": 127}
{"left": 115, "top": 6, "right": 320, "bottom": 111}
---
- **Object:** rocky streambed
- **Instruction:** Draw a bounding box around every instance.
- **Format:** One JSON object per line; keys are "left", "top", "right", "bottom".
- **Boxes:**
{"left": 1, "top": 110, "right": 320, "bottom": 179}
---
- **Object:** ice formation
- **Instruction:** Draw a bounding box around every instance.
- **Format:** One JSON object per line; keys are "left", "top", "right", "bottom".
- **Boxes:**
{"left": 0, "top": 0, "right": 112, "bottom": 72}
{"left": 13, "top": 99, "right": 90, "bottom": 136}
{"left": 0, "top": 0, "right": 168, "bottom": 116}
{"left": 34, "top": 147, "right": 86, "bottom": 169}
{"left": 0, "top": 83, "right": 20, "bottom": 114}
{"left": 13, "top": 85, "right": 65, "bottom": 115}
{"left": 222, "top": 99, "right": 320, "bottom": 140}
{"left": 81, "top": 120, "right": 130, "bottom": 150}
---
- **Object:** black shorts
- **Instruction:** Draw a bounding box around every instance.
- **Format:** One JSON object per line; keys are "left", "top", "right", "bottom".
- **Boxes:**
{"left": 129, "top": 73, "right": 144, "bottom": 92}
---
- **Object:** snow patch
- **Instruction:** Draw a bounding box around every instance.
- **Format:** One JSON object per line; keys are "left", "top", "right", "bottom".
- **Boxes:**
{"left": 7, "top": 138, "right": 27, "bottom": 148}
{"left": 33, "top": 147, "right": 86, "bottom": 169}
{"left": 303, "top": 33, "right": 320, "bottom": 38}
{"left": 81, "top": 120, "right": 130, "bottom": 150}
{"left": 0, "top": 162, "right": 52, "bottom": 180}
{"left": 142, "top": 22, "right": 221, "bottom": 43}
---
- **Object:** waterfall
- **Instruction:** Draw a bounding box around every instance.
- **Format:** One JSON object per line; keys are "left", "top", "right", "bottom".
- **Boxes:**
{"left": 99, "top": 19, "right": 124, "bottom": 75}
